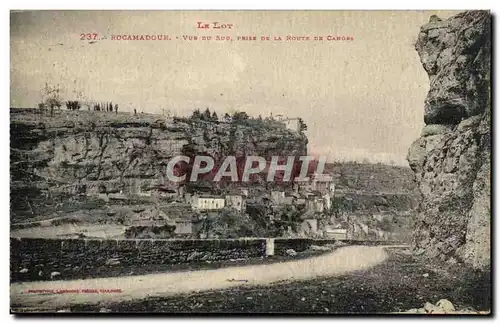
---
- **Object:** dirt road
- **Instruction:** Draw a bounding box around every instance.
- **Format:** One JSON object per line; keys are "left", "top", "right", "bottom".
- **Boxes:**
{"left": 11, "top": 245, "right": 397, "bottom": 310}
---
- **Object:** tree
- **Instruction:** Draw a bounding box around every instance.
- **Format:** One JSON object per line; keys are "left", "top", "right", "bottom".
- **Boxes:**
{"left": 211, "top": 111, "right": 218, "bottom": 121}
{"left": 40, "top": 83, "right": 62, "bottom": 116}
{"left": 66, "top": 100, "right": 81, "bottom": 110}
{"left": 191, "top": 109, "right": 202, "bottom": 119}
{"left": 277, "top": 205, "right": 302, "bottom": 234}
{"left": 202, "top": 209, "right": 264, "bottom": 238}
{"left": 298, "top": 118, "right": 307, "bottom": 132}
{"left": 115, "top": 104, "right": 118, "bottom": 114}
{"left": 98, "top": 183, "right": 107, "bottom": 194}
{"left": 232, "top": 111, "right": 249, "bottom": 122}
{"left": 46, "top": 98, "right": 61, "bottom": 116}
{"left": 203, "top": 108, "right": 211, "bottom": 120}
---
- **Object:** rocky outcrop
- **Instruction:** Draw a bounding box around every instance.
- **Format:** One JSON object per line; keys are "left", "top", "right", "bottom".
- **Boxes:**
{"left": 407, "top": 11, "right": 491, "bottom": 269}
{"left": 401, "top": 299, "right": 490, "bottom": 314}
{"left": 10, "top": 110, "right": 307, "bottom": 222}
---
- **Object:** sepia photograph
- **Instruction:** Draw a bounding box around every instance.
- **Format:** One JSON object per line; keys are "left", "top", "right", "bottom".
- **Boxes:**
{"left": 8, "top": 8, "right": 491, "bottom": 315}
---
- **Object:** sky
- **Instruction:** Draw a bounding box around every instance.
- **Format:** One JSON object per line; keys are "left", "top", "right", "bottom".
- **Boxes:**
{"left": 10, "top": 10, "right": 462, "bottom": 166}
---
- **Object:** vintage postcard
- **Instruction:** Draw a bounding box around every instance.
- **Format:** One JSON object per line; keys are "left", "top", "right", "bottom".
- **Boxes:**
{"left": 9, "top": 10, "right": 491, "bottom": 314}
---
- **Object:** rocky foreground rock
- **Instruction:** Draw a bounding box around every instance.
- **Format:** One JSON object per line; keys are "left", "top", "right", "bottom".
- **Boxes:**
{"left": 401, "top": 299, "right": 490, "bottom": 315}
{"left": 407, "top": 11, "right": 491, "bottom": 269}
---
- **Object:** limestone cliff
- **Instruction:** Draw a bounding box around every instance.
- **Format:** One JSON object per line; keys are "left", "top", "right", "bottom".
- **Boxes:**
{"left": 407, "top": 11, "right": 491, "bottom": 269}
{"left": 10, "top": 110, "right": 307, "bottom": 223}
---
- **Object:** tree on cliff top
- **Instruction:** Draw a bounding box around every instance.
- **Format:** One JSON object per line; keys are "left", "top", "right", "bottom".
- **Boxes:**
{"left": 191, "top": 109, "right": 202, "bottom": 119}
{"left": 39, "top": 83, "right": 63, "bottom": 116}
{"left": 232, "top": 111, "right": 249, "bottom": 122}
{"left": 298, "top": 118, "right": 307, "bottom": 133}
{"left": 203, "top": 108, "right": 212, "bottom": 120}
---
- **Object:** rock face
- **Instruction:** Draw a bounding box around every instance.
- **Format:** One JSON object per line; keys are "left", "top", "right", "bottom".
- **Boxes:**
{"left": 407, "top": 11, "right": 491, "bottom": 269}
{"left": 10, "top": 111, "right": 307, "bottom": 222}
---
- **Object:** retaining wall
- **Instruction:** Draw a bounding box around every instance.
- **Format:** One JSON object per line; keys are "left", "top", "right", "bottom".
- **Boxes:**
{"left": 10, "top": 237, "right": 266, "bottom": 282}
{"left": 10, "top": 237, "right": 401, "bottom": 282}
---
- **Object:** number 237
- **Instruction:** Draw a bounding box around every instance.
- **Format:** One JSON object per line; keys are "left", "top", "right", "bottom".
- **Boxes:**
{"left": 80, "top": 33, "right": 98, "bottom": 40}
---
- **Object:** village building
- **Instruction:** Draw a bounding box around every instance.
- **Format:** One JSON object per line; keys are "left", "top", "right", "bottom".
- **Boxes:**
{"left": 324, "top": 226, "right": 348, "bottom": 239}
{"left": 298, "top": 218, "right": 319, "bottom": 237}
{"left": 151, "top": 185, "right": 178, "bottom": 200}
{"left": 296, "top": 197, "right": 307, "bottom": 205}
{"left": 191, "top": 195, "right": 225, "bottom": 210}
{"left": 172, "top": 219, "right": 194, "bottom": 235}
{"left": 184, "top": 192, "right": 194, "bottom": 204}
{"left": 308, "top": 173, "right": 335, "bottom": 194}
{"left": 267, "top": 114, "right": 301, "bottom": 132}
{"left": 322, "top": 192, "right": 332, "bottom": 210}
{"left": 305, "top": 195, "right": 325, "bottom": 213}
{"left": 281, "top": 118, "right": 301, "bottom": 132}
{"left": 225, "top": 194, "right": 246, "bottom": 212}
{"left": 98, "top": 192, "right": 110, "bottom": 202}
{"left": 281, "top": 191, "right": 304, "bottom": 205}
{"left": 125, "top": 178, "right": 153, "bottom": 197}
{"left": 271, "top": 190, "right": 286, "bottom": 205}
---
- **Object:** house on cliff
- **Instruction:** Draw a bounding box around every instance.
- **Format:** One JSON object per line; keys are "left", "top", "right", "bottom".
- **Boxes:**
{"left": 270, "top": 114, "right": 302, "bottom": 132}
{"left": 281, "top": 118, "right": 301, "bottom": 132}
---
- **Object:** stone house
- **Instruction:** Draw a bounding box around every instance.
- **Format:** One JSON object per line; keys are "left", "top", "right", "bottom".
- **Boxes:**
{"left": 191, "top": 195, "right": 225, "bottom": 210}
{"left": 173, "top": 219, "right": 193, "bottom": 235}
{"left": 305, "top": 196, "right": 325, "bottom": 213}
{"left": 152, "top": 186, "right": 178, "bottom": 200}
{"left": 324, "top": 226, "right": 348, "bottom": 239}
{"left": 308, "top": 173, "right": 335, "bottom": 194}
{"left": 296, "top": 197, "right": 306, "bottom": 205}
{"left": 281, "top": 118, "right": 301, "bottom": 132}
{"left": 322, "top": 192, "right": 332, "bottom": 210}
{"left": 298, "top": 218, "right": 319, "bottom": 237}
{"left": 271, "top": 190, "right": 285, "bottom": 205}
{"left": 225, "top": 194, "right": 246, "bottom": 212}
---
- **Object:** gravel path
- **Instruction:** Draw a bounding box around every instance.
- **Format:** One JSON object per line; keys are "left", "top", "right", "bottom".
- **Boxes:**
{"left": 11, "top": 245, "right": 397, "bottom": 310}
